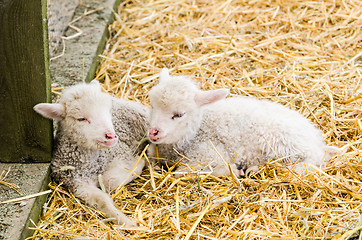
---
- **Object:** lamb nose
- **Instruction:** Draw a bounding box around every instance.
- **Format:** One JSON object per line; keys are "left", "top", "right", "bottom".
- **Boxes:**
{"left": 150, "top": 128, "right": 159, "bottom": 136}
{"left": 105, "top": 133, "right": 116, "bottom": 139}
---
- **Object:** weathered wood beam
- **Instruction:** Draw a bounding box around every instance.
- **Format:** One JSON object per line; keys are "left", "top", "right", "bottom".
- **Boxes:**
{"left": 0, "top": 0, "right": 52, "bottom": 163}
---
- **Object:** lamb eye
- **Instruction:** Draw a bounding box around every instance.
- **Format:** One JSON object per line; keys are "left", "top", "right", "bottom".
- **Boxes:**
{"left": 77, "top": 117, "right": 87, "bottom": 122}
{"left": 171, "top": 112, "right": 185, "bottom": 120}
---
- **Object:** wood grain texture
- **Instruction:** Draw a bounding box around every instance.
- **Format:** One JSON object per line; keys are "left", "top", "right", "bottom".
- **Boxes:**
{"left": 0, "top": 0, "right": 52, "bottom": 163}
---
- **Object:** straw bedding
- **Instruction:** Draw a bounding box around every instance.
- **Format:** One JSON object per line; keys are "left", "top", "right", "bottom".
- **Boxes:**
{"left": 31, "top": 0, "right": 361, "bottom": 239}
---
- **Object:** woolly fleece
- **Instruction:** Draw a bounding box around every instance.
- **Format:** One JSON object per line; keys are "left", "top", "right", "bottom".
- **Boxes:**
{"left": 34, "top": 81, "right": 149, "bottom": 225}
{"left": 148, "top": 69, "right": 339, "bottom": 177}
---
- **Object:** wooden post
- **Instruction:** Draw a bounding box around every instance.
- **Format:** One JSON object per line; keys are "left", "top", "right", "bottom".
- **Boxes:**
{"left": 0, "top": 0, "right": 52, "bottom": 163}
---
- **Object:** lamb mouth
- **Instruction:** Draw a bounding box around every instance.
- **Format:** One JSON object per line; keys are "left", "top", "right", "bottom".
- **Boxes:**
{"left": 149, "top": 135, "right": 164, "bottom": 143}
{"left": 97, "top": 138, "right": 118, "bottom": 148}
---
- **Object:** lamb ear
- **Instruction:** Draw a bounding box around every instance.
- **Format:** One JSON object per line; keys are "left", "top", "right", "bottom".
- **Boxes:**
{"left": 90, "top": 80, "right": 101, "bottom": 90}
{"left": 159, "top": 68, "right": 170, "bottom": 83}
{"left": 33, "top": 103, "right": 65, "bottom": 120}
{"left": 195, "top": 89, "right": 229, "bottom": 106}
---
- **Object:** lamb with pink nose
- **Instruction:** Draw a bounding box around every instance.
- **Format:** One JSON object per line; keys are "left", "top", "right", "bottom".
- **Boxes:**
{"left": 148, "top": 69, "right": 340, "bottom": 178}
{"left": 34, "top": 80, "right": 149, "bottom": 226}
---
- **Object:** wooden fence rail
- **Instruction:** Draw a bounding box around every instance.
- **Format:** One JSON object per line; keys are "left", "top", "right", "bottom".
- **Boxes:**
{"left": 0, "top": 0, "right": 52, "bottom": 163}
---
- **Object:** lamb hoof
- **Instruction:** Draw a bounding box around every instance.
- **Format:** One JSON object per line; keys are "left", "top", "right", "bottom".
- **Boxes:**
{"left": 245, "top": 166, "right": 259, "bottom": 177}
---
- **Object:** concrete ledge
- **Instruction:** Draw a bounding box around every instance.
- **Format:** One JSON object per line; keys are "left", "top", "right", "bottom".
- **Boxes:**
{"left": 0, "top": 164, "right": 50, "bottom": 240}
{"left": 50, "top": 0, "right": 121, "bottom": 87}
{"left": 20, "top": 166, "right": 50, "bottom": 240}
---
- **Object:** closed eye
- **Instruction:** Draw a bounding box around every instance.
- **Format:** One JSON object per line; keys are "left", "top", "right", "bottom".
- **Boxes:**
{"left": 77, "top": 117, "right": 88, "bottom": 122}
{"left": 171, "top": 112, "right": 185, "bottom": 120}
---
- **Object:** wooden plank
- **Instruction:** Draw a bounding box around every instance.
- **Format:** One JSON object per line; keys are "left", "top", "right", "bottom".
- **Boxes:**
{"left": 0, "top": 0, "right": 52, "bottom": 163}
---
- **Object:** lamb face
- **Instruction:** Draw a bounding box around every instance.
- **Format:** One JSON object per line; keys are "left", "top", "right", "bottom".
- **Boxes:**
{"left": 61, "top": 85, "right": 116, "bottom": 150}
{"left": 148, "top": 68, "right": 229, "bottom": 146}
{"left": 149, "top": 85, "right": 201, "bottom": 145}
{"left": 34, "top": 80, "right": 117, "bottom": 150}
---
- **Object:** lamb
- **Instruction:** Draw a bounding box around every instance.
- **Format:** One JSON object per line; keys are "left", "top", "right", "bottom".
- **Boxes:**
{"left": 33, "top": 80, "right": 149, "bottom": 226}
{"left": 147, "top": 68, "right": 340, "bottom": 177}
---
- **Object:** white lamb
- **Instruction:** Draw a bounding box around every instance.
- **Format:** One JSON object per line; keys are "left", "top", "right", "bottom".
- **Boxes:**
{"left": 33, "top": 80, "right": 149, "bottom": 226}
{"left": 148, "top": 69, "right": 339, "bottom": 177}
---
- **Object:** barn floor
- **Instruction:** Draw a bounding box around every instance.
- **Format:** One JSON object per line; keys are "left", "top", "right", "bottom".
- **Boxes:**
{"left": 0, "top": 0, "right": 118, "bottom": 239}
